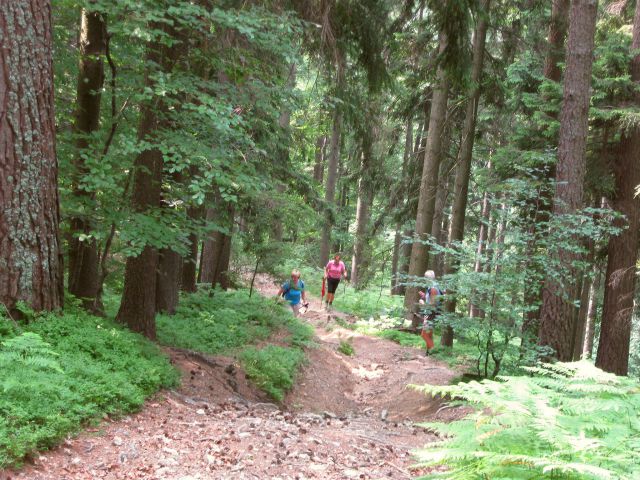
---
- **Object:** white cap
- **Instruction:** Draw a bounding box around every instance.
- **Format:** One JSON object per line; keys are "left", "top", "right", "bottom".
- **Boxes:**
{"left": 424, "top": 270, "right": 435, "bottom": 279}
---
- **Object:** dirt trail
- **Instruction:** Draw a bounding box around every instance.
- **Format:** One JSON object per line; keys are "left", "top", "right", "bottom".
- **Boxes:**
{"left": 2, "top": 276, "right": 460, "bottom": 480}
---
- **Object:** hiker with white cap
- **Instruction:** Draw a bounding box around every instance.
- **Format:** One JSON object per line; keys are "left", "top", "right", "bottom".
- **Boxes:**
{"left": 418, "top": 270, "right": 443, "bottom": 356}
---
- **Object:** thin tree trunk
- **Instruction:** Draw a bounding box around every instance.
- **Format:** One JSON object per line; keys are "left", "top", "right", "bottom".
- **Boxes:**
{"left": 595, "top": 2, "right": 640, "bottom": 374}
{"left": 538, "top": 0, "right": 598, "bottom": 361}
{"left": 430, "top": 149, "right": 454, "bottom": 278}
{"left": 181, "top": 206, "right": 202, "bottom": 293}
{"left": 68, "top": 7, "right": 106, "bottom": 313}
{"left": 313, "top": 135, "right": 327, "bottom": 183}
{"left": 351, "top": 114, "right": 377, "bottom": 287}
{"left": 391, "top": 118, "right": 414, "bottom": 293}
{"left": 0, "top": 0, "right": 63, "bottom": 315}
{"left": 116, "top": 21, "right": 180, "bottom": 339}
{"left": 582, "top": 268, "right": 601, "bottom": 359}
{"left": 319, "top": 106, "right": 342, "bottom": 267}
{"left": 572, "top": 271, "right": 592, "bottom": 360}
{"left": 441, "top": 0, "right": 491, "bottom": 348}
{"left": 404, "top": 33, "right": 450, "bottom": 327}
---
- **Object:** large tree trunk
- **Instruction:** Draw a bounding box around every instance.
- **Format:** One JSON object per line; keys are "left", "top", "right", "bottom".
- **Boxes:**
{"left": 404, "top": 33, "right": 450, "bottom": 327}
{"left": 522, "top": 0, "right": 570, "bottom": 338}
{"left": 538, "top": 0, "right": 598, "bottom": 361}
{"left": 595, "top": 3, "right": 640, "bottom": 375}
{"left": 0, "top": 0, "right": 64, "bottom": 315}
{"left": 116, "top": 22, "right": 180, "bottom": 339}
{"left": 67, "top": 7, "right": 106, "bottom": 313}
{"left": 319, "top": 107, "right": 342, "bottom": 267}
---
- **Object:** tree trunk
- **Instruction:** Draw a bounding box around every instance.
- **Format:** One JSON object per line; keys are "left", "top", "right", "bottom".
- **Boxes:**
{"left": 319, "top": 106, "right": 342, "bottom": 267}
{"left": 200, "top": 203, "right": 235, "bottom": 289}
{"left": 582, "top": 268, "right": 600, "bottom": 359}
{"left": 538, "top": 0, "right": 598, "bottom": 361}
{"left": 67, "top": 7, "right": 106, "bottom": 313}
{"left": 391, "top": 118, "right": 414, "bottom": 293}
{"left": 313, "top": 135, "right": 327, "bottom": 183}
{"left": 156, "top": 248, "right": 182, "bottom": 314}
{"left": 0, "top": 0, "right": 64, "bottom": 315}
{"left": 572, "top": 271, "right": 592, "bottom": 360}
{"left": 351, "top": 116, "right": 377, "bottom": 287}
{"left": 543, "top": 0, "right": 570, "bottom": 83}
{"left": 116, "top": 22, "right": 180, "bottom": 339}
{"left": 181, "top": 206, "right": 202, "bottom": 293}
{"left": 595, "top": 3, "right": 640, "bottom": 374}
{"left": 522, "top": 0, "right": 570, "bottom": 338}
{"left": 404, "top": 33, "right": 450, "bottom": 327}
{"left": 469, "top": 163, "right": 492, "bottom": 318}
{"left": 442, "top": 0, "right": 490, "bottom": 349}
{"left": 430, "top": 150, "right": 454, "bottom": 279}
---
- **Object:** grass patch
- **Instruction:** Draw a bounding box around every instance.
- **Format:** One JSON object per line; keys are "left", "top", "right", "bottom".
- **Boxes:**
{"left": 157, "top": 288, "right": 314, "bottom": 401}
{"left": 337, "top": 339, "right": 355, "bottom": 356}
{"left": 239, "top": 346, "right": 305, "bottom": 401}
{"left": 0, "top": 302, "right": 177, "bottom": 468}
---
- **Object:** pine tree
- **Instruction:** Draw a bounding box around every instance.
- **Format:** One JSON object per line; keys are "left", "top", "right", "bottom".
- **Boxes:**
{"left": 0, "top": 0, "right": 64, "bottom": 314}
{"left": 538, "top": 0, "right": 599, "bottom": 361}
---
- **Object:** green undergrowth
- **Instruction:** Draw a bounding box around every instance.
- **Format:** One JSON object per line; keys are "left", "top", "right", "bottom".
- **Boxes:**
{"left": 156, "top": 288, "right": 313, "bottom": 401}
{"left": 0, "top": 301, "right": 178, "bottom": 468}
{"left": 412, "top": 362, "right": 640, "bottom": 479}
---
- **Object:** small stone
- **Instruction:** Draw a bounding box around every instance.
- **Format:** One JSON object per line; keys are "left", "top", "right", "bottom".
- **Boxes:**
{"left": 196, "top": 409, "right": 206, "bottom": 415}
{"left": 112, "top": 436, "right": 123, "bottom": 447}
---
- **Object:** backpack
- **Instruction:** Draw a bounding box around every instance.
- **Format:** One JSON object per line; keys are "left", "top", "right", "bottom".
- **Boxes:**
{"left": 424, "top": 284, "right": 444, "bottom": 312}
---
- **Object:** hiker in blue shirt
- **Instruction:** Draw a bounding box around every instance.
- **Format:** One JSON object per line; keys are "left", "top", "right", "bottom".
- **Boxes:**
{"left": 277, "top": 269, "right": 308, "bottom": 317}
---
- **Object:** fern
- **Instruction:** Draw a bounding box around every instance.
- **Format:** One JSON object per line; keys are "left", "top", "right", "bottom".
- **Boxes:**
{"left": 411, "top": 362, "right": 640, "bottom": 479}
{"left": 0, "top": 333, "right": 62, "bottom": 373}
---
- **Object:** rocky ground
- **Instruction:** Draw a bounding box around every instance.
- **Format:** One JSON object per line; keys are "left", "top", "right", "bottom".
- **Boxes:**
{"left": 1, "top": 275, "right": 463, "bottom": 480}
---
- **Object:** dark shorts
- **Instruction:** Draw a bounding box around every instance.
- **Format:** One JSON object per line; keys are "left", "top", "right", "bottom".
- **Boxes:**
{"left": 327, "top": 277, "right": 340, "bottom": 293}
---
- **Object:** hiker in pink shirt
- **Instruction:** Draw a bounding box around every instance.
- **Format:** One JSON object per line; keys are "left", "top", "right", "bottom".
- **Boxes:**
{"left": 324, "top": 254, "right": 347, "bottom": 310}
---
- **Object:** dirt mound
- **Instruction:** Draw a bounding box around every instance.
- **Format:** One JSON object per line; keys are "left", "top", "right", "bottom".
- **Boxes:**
{"left": 284, "top": 342, "right": 357, "bottom": 414}
{"left": 167, "top": 348, "right": 270, "bottom": 405}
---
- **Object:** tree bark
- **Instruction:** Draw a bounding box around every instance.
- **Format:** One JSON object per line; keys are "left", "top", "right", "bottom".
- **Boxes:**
{"left": 156, "top": 248, "right": 182, "bottom": 314}
{"left": 116, "top": 21, "right": 180, "bottom": 339}
{"left": 582, "top": 268, "right": 600, "bottom": 359}
{"left": 391, "top": 118, "right": 414, "bottom": 293}
{"left": 319, "top": 106, "right": 342, "bottom": 267}
{"left": 67, "top": 7, "right": 106, "bottom": 313}
{"left": 181, "top": 206, "right": 202, "bottom": 293}
{"left": 441, "top": 0, "right": 490, "bottom": 346}
{"left": 199, "top": 203, "right": 235, "bottom": 289}
{"left": 572, "top": 270, "right": 592, "bottom": 360}
{"left": 538, "top": 0, "right": 598, "bottom": 361}
{"left": 351, "top": 114, "right": 377, "bottom": 287}
{"left": 404, "top": 33, "right": 450, "bottom": 327}
{"left": 595, "top": 2, "right": 640, "bottom": 375}
{"left": 543, "top": 0, "right": 570, "bottom": 83}
{"left": 469, "top": 162, "right": 492, "bottom": 318}
{"left": 0, "top": 0, "right": 64, "bottom": 314}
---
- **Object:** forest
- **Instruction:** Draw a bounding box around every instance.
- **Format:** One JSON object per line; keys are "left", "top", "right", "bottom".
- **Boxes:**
{"left": 1, "top": 0, "right": 640, "bottom": 478}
